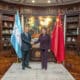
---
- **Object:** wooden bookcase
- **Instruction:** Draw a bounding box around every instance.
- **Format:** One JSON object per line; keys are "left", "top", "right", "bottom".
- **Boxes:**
{"left": 0, "top": 14, "right": 2, "bottom": 51}
{"left": 66, "top": 13, "right": 80, "bottom": 50}
{"left": 0, "top": 10, "right": 15, "bottom": 53}
{"left": 2, "top": 14, "right": 14, "bottom": 50}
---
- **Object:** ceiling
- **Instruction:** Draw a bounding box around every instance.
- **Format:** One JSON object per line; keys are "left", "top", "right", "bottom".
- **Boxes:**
{"left": 1, "top": 0, "right": 80, "bottom": 6}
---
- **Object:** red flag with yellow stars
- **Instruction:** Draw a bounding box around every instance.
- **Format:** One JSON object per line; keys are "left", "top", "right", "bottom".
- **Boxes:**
{"left": 51, "top": 13, "right": 65, "bottom": 63}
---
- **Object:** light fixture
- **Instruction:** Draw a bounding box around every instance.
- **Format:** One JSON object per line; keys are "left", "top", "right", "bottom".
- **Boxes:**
{"left": 32, "top": 0, "right": 35, "bottom": 3}
{"left": 48, "top": 0, "right": 51, "bottom": 3}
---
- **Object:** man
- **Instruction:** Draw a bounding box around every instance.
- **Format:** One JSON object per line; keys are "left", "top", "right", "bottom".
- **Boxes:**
{"left": 21, "top": 26, "right": 31, "bottom": 70}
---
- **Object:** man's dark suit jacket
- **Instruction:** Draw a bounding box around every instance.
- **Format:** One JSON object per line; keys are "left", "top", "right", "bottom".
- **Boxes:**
{"left": 21, "top": 32, "right": 31, "bottom": 51}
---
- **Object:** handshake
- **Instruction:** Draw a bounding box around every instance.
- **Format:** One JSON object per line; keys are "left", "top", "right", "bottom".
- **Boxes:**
{"left": 30, "top": 42, "right": 37, "bottom": 48}
{"left": 30, "top": 42, "right": 34, "bottom": 45}
{"left": 30, "top": 41, "right": 40, "bottom": 48}
{"left": 30, "top": 41, "right": 50, "bottom": 52}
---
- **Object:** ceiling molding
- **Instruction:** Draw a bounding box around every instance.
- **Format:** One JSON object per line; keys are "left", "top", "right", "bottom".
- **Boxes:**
{"left": 0, "top": 0, "right": 80, "bottom": 7}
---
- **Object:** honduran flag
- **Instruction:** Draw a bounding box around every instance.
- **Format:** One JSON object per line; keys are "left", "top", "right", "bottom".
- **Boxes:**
{"left": 10, "top": 11, "right": 22, "bottom": 58}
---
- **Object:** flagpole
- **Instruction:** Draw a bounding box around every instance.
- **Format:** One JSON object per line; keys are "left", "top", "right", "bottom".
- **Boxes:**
{"left": 64, "top": 14, "right": 67, "bottom": 45}
{"left": 63, "top": 14, "right": 67, "bottom": 65}
{"left": 21, "top": 14, "right": 24, "bottom": 30}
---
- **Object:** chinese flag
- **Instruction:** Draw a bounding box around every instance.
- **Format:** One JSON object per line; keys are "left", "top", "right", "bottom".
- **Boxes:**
{"left": 51, "top": 13, "right": 65, "bottom": 63}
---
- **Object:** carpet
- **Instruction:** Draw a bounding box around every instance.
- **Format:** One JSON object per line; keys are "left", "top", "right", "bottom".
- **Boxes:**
{"left": 1, "top": 62, "right": 75, "bottom": 80}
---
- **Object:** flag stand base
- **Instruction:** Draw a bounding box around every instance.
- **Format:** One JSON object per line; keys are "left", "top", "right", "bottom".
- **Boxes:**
{"left": 17, "top": 58, "right": 22, "bottom": 63}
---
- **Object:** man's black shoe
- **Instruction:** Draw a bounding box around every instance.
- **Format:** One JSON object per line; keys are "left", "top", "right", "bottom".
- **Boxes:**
{"left": 26, "top": 66, "right": 31, "bottom": 69}
{"left": 22, "top": 67, "right": 25, "bottom": 70}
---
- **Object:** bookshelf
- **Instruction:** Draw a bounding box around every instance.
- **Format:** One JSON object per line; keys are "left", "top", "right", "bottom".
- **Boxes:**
{"left": 0, "top": 14, "right": 2, "bottom": 51}
{"left": 0, "top": 10, "right": 15, "bottom": 52}
{"left": 66, "top": 13, "right": 80, "bottom": 50}
{"left": 2, "top": 14, "right": 14, "bottom": 50}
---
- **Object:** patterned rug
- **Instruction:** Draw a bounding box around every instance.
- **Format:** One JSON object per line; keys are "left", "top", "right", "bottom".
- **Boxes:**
{"left": 1, "top": 62, "right": 75, "bottom": 80}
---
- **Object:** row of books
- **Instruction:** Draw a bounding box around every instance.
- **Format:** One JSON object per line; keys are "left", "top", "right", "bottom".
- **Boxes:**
{"left": 67, "top": 24, "right": 78, "bottom": 29}
{"left": 3, "top": 43, "right": 11, "bottom": 47}
{"left": 2, "top": 30, "right": 12, "bottom": 34}
{"left": 66, "top": 32, "right": 78, "bottom": 35}
{"left": 2, "top": 16, "right": 14, "bottom": 21}
{"left": 2, "top": 37, "right": 10, "bottom": 41}
{"left": 67, "top": 17, "right": 79, "bottom": 22}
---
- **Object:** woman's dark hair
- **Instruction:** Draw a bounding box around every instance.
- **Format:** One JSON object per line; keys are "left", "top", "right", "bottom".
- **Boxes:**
{"left": 41, "top": 27, "right": 47, "bottom": 32}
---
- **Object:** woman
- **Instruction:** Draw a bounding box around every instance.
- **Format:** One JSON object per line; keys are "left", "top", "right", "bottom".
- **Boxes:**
{"left": 34, "top": 27, "right": 50, "bottom": 70}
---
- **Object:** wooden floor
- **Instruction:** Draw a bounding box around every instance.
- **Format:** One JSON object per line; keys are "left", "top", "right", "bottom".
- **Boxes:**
{"left": 65, "top": 50, "right": 80, "bottom": 80}
{"left": 0, "top": 51, "right": 17, "bottom": 79}
{"left": 0, "top": 50, "right": 80, "bottom": 80}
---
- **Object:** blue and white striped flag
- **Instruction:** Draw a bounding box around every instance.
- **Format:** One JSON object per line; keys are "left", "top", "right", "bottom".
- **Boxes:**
{"left": 11, "top": 11, "right": 22, "bottom": 58}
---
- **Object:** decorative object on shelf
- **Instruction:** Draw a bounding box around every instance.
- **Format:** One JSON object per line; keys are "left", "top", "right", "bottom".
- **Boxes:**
{"left": 67, "top": 37, "right": 71, "bottom": 42}
{"left": 9, "top": 23, "right": 13, "bottom": 28}
{"left": 4, "top": 22, "right": 8, "bottom": 27}
{"left": 72, "top": 37, "right": 76, "bottom": 42}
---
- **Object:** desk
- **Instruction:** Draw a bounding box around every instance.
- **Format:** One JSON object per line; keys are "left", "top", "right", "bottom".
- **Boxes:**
{"left": 30, "top": 48, "right": 55, "bottom": 62}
